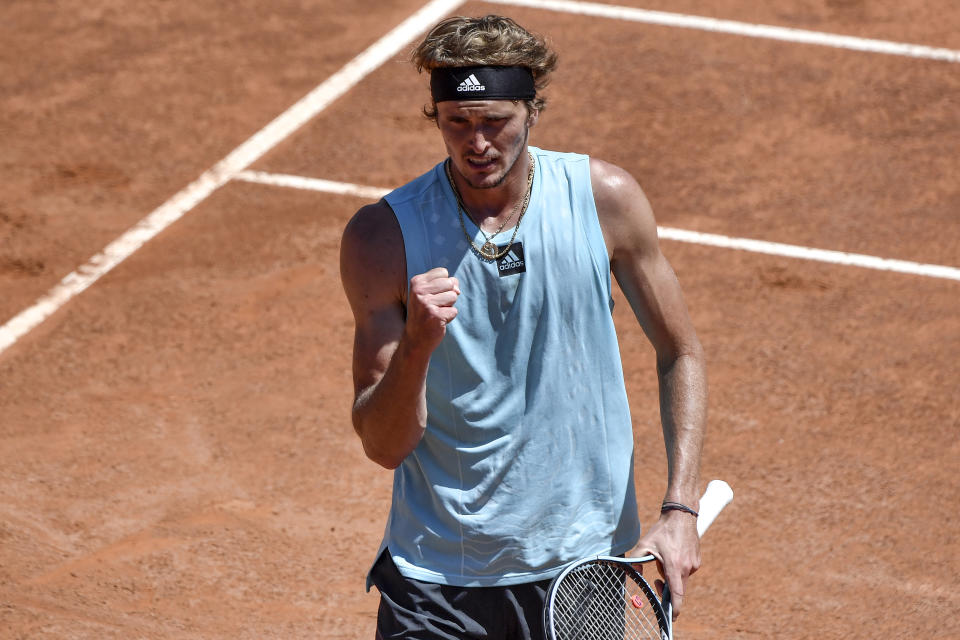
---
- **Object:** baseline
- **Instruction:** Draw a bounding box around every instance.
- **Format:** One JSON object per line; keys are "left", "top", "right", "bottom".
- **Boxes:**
{"left": 234, "top": 170, "right": 960, "bottom": 282}
{"left": 489, "top": 0, "right": 960, "bottom": 63}
{"left": 0, "top": 0, "right": 466, "bottom": 357}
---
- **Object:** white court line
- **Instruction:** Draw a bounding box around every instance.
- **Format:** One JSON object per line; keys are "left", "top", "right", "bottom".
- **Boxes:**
{"left": 235, "top": 170, "right": 391, "bottom": 201}
{"left": 490, "top": 0, "right": 960, "bottom": 62}
{"left": 657, "top": 228, "right": 960, "bottom": 281}
{"left": 236, "top": 170, "right": 960, "bottom": 282}
{"left": 0, "top": 0, "right": 465, "bottom": 357}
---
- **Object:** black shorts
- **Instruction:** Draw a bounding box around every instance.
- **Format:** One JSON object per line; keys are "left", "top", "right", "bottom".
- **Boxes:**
{"left": 370, "top": 551, "right": 552, "bottom": 640}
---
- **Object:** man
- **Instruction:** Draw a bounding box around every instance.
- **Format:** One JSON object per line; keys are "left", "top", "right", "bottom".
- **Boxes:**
{"left": 340, "top": 14, "right": 707, "bottom": 640}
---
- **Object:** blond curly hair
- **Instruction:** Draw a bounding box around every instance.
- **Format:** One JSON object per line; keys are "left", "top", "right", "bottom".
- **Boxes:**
{"left": 412, "top": 15, "right": 559, "bottom": 120}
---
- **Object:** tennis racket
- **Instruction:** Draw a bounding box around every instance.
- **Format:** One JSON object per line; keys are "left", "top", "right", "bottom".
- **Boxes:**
{"left": 543, "top": 479, "right": 733, "bottom": 640}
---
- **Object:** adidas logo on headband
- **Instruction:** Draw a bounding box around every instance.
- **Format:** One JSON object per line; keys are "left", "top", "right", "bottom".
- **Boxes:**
{"left": 431, "top": 66, "right": 536, "bottom": 103}
{"left": 457, "top": 74, "right": 485, "bottom": 92}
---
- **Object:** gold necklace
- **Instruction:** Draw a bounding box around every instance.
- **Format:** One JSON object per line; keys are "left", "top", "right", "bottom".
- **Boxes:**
{"left": 445, "top": 153, "right": 535, "bottom": 261}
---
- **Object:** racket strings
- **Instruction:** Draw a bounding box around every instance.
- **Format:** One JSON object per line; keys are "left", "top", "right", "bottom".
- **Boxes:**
{"left": 550, "top": 562, "right": 667, "bottom": 640}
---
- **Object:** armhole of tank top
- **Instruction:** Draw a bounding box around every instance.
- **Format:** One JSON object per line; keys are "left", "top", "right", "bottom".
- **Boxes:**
{"left": 578, "top": 155, "right": 614, "bottom": 302}
{"left": 384, "top": 163, "right": 451, "bottom": 316}
{"left": 382, "top": 197, "right": 412, "bottom": 315}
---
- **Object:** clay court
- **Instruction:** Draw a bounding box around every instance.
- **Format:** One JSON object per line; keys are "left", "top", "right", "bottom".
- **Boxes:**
{"left": 1, "top": 0, "right": 958, "bottom": 638}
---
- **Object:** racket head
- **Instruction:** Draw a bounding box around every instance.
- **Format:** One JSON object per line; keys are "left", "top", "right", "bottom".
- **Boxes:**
{"left": 543, "top": 555, "right": 670, "bottom": 640}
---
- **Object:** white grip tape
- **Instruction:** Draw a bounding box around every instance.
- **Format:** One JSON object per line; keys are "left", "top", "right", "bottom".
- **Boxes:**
{"left": 696, "top": 479, "right": 734, "bottom": 537}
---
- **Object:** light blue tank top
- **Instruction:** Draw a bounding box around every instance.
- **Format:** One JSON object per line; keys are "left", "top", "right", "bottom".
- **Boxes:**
{"left": 377, "top": 147, "right": 640, "bottom": 587}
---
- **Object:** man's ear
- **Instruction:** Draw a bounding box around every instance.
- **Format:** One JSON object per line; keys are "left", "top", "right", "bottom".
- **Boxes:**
{"left": 527, "top": 107, "right": 540, "bottom": 129}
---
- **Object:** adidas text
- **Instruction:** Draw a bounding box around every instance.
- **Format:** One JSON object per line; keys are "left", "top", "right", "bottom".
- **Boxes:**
{"left": 499, "top": 251, "right": 524, "bottom": 270}
{"left": 457, "top": 74, "right": 485, "bottom": 92}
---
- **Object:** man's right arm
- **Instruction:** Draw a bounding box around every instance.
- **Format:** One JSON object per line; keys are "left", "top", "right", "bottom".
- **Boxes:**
{"left": 340, "top": 200, "right": 460, "bottom": 469}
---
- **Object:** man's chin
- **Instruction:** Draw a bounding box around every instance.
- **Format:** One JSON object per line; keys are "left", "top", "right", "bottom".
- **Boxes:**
{"left": 460, "top": 165, "right": 505, "bottom": 189}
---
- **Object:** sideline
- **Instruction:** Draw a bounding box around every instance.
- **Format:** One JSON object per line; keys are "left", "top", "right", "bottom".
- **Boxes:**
{"left": 488, "top": 0, "right": 960, "bottom": 63}
{"left": 234, "top": 170, "right": 960, "bottom": 282}
{"left": 0, "top": 0, "right": 466, "bottom": 356}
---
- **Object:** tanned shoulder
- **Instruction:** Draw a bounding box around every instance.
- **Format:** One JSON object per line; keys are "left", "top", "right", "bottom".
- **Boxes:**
{"left": 589, "top": 158, "right": 660, "bottom": 265}
{"left": 340, "top": 200, "right": 408, "bottom": 313}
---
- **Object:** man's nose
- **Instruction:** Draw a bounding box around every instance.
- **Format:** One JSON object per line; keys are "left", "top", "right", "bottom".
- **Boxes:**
{"left": 468, "top": 128, "right": 490, "bottom": 153}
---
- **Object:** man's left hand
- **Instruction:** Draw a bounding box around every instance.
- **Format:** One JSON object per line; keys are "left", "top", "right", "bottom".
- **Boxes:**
{"left": 629, "top": 509, "right": 701, "bottom": 620}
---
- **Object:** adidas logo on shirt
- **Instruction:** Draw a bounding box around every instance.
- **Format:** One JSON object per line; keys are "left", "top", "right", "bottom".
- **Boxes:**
{"left": 499, "top": 250, "right": 522, "bottom": 268}
{"left": 497, "top": 243, "right": 525, "bottom": 277}
{"left": 457, "top": 74, "right": 486, "bottom": 92}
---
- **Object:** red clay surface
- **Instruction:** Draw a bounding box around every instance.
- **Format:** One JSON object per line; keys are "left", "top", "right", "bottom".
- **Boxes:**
{"left": 2, "top": 1, "right": 958, "bottom": 638}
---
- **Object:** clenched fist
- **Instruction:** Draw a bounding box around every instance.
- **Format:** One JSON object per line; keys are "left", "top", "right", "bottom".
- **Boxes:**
{"left": 405, "top": 267, "right": 461, "bottom": 354}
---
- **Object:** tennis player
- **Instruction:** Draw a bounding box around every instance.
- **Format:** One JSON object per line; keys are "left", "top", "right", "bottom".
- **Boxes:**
{"left": 340, "top": 14, "right": 707, "bottom": 640}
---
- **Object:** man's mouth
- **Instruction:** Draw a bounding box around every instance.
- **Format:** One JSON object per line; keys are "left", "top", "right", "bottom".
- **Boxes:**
{"left": 466, "top": 157, "right": 497, "bottom": 169}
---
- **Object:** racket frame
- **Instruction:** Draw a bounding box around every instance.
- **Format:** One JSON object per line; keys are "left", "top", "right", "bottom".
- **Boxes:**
{"left": 543, "top": 553, "right": 670, "bottom": 640}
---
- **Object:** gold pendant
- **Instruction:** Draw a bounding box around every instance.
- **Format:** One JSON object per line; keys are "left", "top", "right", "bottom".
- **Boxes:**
{"left": 480, "top": 241, "right": 498, "bottom": 259}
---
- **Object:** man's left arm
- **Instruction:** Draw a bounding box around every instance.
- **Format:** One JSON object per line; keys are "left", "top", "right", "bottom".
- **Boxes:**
{"left": 591, "top": 158, "right": 708, "bottom": 619}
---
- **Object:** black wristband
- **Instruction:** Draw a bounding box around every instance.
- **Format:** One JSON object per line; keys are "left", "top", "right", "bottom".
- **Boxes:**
{"left": 661, "top": 501, "right": 699, "bottom": 518}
